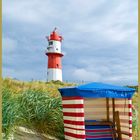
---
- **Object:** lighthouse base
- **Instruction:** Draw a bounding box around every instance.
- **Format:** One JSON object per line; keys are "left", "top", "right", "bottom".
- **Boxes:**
{"left": 47, "top": 68, "right": 62, "bottom": 82}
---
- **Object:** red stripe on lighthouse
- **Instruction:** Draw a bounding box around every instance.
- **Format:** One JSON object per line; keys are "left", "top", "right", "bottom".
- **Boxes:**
{"left": 49, "top": 30, "right": 63, "bottom": 41}
{"left": 47, "top": 53, "right": 63, "bottom": 69}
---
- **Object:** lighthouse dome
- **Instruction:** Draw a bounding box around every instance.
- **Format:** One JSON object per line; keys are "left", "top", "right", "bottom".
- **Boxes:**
{"left": 49, "top": 28, "right": 63, "bottom": 41}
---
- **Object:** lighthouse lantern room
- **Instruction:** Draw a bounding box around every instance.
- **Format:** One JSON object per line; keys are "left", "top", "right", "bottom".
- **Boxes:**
{"left": 46, "top": 28, "right": 63, "bottom": 82}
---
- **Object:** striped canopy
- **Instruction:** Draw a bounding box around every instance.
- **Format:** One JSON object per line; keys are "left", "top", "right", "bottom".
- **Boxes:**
{"left": 59, "top": 82, "right": 135, "bottom": 98}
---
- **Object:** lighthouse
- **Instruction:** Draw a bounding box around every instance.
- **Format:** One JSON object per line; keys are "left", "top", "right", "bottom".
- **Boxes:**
{"left": 45, "top": 28, "right": 63, "bottom": 82}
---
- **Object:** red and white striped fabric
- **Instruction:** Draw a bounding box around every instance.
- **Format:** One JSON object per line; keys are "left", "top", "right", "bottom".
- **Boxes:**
{"left": 128, "top": 98, "right": 132, "bottom": 140}
{"left": 62, "top": 97, "right": 133, "bottom": 140}
{"left": 62, "top": 97, "right": 86, "bottom": 140}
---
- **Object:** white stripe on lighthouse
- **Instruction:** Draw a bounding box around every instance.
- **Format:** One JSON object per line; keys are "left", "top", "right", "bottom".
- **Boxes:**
{"left": 47, "top": 40, "right": 61, "bottom": 53}
{"left": 47, "top": 68, "right": 62, "bottom": 81}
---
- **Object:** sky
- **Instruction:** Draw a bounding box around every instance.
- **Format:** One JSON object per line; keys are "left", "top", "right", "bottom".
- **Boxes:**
{"left": 2, "top": 0, "right": 138, "bottom": 85}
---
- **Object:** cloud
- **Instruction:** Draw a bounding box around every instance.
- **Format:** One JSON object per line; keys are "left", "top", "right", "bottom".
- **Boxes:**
{"left": 2, "top": 0, "right": 106, "bottom": 23}
{"left": 2, "top": 0, "right": 138, "bottom": 85}
{"left": 73, "top": 68, "right": 101, "bottom": 81}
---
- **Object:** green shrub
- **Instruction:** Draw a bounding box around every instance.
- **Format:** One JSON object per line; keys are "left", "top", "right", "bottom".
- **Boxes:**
{"left": 18, "top": 89, "right": 64, "bottom": 139}
{"left": 2, "top": 87, "right": 21, "bottom": 139}
{"left": 2, "top": 87, "right": 64, "bottom": 139}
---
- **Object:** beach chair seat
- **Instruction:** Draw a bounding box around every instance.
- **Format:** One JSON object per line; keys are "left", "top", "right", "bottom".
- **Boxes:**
{"left": 85, "top": 120, "right": 117, "bottom": 140}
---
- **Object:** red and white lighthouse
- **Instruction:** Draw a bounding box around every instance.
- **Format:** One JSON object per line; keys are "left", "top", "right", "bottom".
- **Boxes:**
{"left": 45, "top": 28, "right": 63, "bottom": 81}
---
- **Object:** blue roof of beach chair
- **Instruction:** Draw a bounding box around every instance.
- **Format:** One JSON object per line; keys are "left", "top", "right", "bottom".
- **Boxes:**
{"left": 58, "top": 82, "right": 135, "bottom": 98}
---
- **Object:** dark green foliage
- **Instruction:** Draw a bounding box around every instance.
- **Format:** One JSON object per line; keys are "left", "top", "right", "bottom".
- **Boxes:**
{"left": 19, "top": 90, "right": 64, "bottom": 139}
{"left": 2, "top": 88, "right": 64, "bottom": 139}
{"left": 2, "top": 87, "right": 21, "bottom": 139}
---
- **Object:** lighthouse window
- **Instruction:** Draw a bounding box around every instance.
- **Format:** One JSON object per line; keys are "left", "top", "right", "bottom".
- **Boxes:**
{"left": 56, "top": 48, "right": 58, "bottom": 50}
{"left": 57, "top": 64, "right": 59, "bottom": 67}
{"left": 49, "top": 41, "right": 53, "bottom": 45}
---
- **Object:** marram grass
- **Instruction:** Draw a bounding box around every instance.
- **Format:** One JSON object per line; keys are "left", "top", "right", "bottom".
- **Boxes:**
{"left": 2, "top": 78, "right": 75, "bottom": 139}
{"left": 2, "top": 88, "right": 65, "bottom": 139}
{"left": 19, "top": 90, "right": 64, "bottom": 139}
{"left": 2, "top": 87, "right": 22, "bottom": 139}
{"left": 2, "top": 78, "right": 138, "bottom": 139}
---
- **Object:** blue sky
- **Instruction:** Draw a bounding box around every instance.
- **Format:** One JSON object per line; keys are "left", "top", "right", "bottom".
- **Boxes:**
{"left": 2, "top": 0, "right": 138, "bottom": 85}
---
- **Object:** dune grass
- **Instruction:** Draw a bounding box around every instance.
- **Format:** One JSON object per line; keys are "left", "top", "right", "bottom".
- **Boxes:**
{"left": 19, "top": 90, "right": 64, "bottom": 139}
{"left": 2, "top": 78, "right": 75, "bottom": 139}
{"left": 2, "top": 78, "right": 138, "bottom": 139}
{"left": 2, "top": 88, "right": 64, "bottom": 139}
{"left": 2, "top": 87, "right": 22, "bottom": 139}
